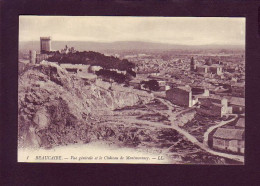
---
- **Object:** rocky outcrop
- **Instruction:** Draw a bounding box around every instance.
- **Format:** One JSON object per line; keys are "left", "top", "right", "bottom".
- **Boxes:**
{"left": 174, "top": 109, "right": 196, "bottom": 127}
{"left": 18, "top": 62, "right": 152, "bottom": 148}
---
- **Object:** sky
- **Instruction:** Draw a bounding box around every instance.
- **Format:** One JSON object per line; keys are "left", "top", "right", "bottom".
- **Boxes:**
{"left": 19, "top": 16, "right": 245, "bottom": 45}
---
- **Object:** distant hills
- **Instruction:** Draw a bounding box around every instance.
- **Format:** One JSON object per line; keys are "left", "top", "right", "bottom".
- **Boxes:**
{"left": 19, "top": 40, "right": 245, "bottom": 53}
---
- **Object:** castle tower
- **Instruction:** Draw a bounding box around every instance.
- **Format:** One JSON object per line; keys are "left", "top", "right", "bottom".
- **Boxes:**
{"left": 40, "top": 36, "right": 51, "bottom": 53}
{"left": 190, "top": 57, "right": 195, "bottom": 71}
{"left": 29, "top": 50, "right": 36, "bottom": 64}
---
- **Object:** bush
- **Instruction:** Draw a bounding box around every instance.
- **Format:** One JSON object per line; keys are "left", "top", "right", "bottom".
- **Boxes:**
{"left": 141, "top": 80, "right": 160, "bottom": 91}
{"left": 48, "top": 51, "right": 135, "bottom": 71}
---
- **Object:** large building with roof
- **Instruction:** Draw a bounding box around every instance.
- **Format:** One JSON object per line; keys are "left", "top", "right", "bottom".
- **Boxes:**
{"left": 197, "top": 95, "right": 232, "bottom": 117}
{"left": 166, "top": 85, "right": 192, "bottom": 107}
{"left": 196, "top": 64, "right": 223, "bottom": 75}
{"left": 208, "top": 65, "right": 223, "bottom": 75}
{"left": 229, "top": 97, "right": 245, "bottom": 114}
{"left": 213, "top": 128, "right": 244, "bottom": 154}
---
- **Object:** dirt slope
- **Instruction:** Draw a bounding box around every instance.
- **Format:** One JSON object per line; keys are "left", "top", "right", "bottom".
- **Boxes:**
{"left": 18, "top": 62, "right": 151, "bottom": 148}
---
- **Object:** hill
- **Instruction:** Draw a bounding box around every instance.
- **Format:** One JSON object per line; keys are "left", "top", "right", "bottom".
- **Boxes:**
{"left": 18, "top": 62, "right": 152, "bottom": 148}
{"left": 48, "top": 51, "right": 135, "bottom": 72}
{"left": 19, "top": 40, "right": 245, "bottom": 53}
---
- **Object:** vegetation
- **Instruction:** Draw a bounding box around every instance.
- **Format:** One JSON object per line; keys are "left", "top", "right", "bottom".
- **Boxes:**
{"left": 48, "top": 51, "right": 135, "bottom": 71}
{"left": 96, "top": 69, "right": 127, "bottom": 84}
{"left": 141, "top": 80, "right": 160, "bottom": 91}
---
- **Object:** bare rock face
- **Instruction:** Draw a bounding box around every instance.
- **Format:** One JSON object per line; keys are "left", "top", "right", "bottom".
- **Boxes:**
{"left": 33, "top": 108, "right": 50, "bottom": 129}
{"left": 18, "top": 62, "right": 151, "bottom": 148}
{"left": 175, "top": 109, "right": 196, "bottom": 127}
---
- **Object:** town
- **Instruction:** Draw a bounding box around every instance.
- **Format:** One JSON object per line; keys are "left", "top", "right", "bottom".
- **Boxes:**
{"left": 19, "top": 36, "right": 245, "bottom": 164}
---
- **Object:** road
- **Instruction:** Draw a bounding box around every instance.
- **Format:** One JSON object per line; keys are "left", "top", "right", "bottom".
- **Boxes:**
{"left": 203, "top": 114, "right": 238, "bottom": 146}
{"left": 156, "top": 98, "right": 244, "bottom": 163}
{"left": 109, "top": 89, "right": 244, "bottom": 163}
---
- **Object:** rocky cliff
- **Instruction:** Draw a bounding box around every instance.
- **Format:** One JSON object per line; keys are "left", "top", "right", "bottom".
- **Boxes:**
{"left": 18, "top": 62, "right": 152, "bottom": 148}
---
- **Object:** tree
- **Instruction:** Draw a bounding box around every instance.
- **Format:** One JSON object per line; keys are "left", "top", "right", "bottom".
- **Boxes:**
{"left": 140, "top": 80, "right": 160, "bottom": 91}
{"left": 147, "top": 80, "right": 160, "bottom": 91}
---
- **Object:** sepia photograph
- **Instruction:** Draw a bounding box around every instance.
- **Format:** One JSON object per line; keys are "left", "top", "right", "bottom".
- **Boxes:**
{"left": 18, "top": 16, "right": 245, "bottom": 165}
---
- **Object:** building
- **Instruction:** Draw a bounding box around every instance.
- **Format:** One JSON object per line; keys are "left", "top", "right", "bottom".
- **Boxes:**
{"left": 196, "top": 65, "right": 208, "bottom": 74}
{"left": 213, "top": 128, "right": 244, "bottom": 154}
{"left": 197, "top": 96, "right": 230, "bottom": 117}
{"left": 190, "top": 57, "right": 196, "bottom": 71}
{"left": 40, "top": 37, "right": 51, "bottom": 53}
{"left": 229, "top": 97, "right": 245, "bottom": 114}
{"left": 36, "top": 53, "right": 49, "bottom": 64}
{"left": 191, "top": 87, "right": 209, "bottom": 96}
{"left": 196, "top": 64, "right": 223, "bottom": 75}
{"left": 166, "top": 86, "right": 192, "bottom": 107}
{"left": 29, "top": 50, "right": 36, "bottom": 64}
{"left": 231, "top": 82, "right": 245, "bottom": 97}
{"left": 205, "top": 58, "right": 213, "bottom": 66}
{"left": 60, "top": 63, "right": 97, "bottom": 80}
{"left": 205, "top": 58, "right": 221, "bottom": 65}
{"left": 60, "top": 45, "right": 76, "bottom": 54}
{"left": 208, "top": 65, "right": 223, "bottom": 75}
{"left": 235, "top": 117, "right": 245, "bottom": 128}
{"left": 191, "top": 87, "right": 210, "bottom": 105}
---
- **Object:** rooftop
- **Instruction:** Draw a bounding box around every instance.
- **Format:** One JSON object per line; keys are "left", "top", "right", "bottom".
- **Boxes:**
{"left": 40, "top": 36, "right": 51, "bottom": 40}
{"left": 229, "top": 97, "right": 245, "bottom": 106}
{"left": 210, "top": 64, "right": 222, "bottom": 68}
{"left": 232, "top": 82, "right": 244, "bottom": 88}
{"left": 177, "top": 85, "right": 191, "bottom": 92}
{"left": 213, "top": 128, "right": 244, "bottom": 140}
{"left": 235, "top": 118, "right": 245, "bottom": 128}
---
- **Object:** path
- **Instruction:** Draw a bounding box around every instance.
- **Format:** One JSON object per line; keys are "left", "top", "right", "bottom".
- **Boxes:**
{"left": 95, "top": 85, "right": 244, "bottom": 162}
{"left": 156, "top": 98, "right": 244, "bottom": 162}
{"left": 203, "top": 114, "right": 238, "bottom": 146}
{"left": 119, "top": 113, "right": 243, "bottom": 162}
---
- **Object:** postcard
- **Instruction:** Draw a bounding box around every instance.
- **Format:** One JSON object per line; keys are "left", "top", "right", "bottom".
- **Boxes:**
{"left": 18, "top": 16, "right": 245, "bottom": 164}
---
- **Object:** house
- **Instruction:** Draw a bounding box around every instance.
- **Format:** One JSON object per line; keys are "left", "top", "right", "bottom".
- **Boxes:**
{"left": 191, "top": 87, "right": 210, "bottom": 106}
{"left": 229, "top": 97, "right": 245, "bottom": 114}
{"left": 197, "top": 95, "right": 232, "bottom": 117}
{"left": 235, "top": 117, "right": 245, "bottom": 128}
{"left": 213, "top": 128, "right": 244, "bottom": 154}
{"left": 60, "top": 64, "right": 97, "bottom": 80}
{"left": 231, "top": 82, "right": 245, "bottom": 97}
{"left": 166, "top": 86, "right": 192, "bottom": 107}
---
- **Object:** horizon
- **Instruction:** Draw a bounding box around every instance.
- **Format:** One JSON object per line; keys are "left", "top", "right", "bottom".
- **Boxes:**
{"left": 20, "top": 40, "right": 245, "bottom": 47}
{"left": 19, "top": 16, "right": 245, "bottom": 46}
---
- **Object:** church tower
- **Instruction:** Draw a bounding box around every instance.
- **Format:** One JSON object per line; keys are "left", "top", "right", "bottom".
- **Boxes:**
{"left": 190, "top": 57, "right": 196, "bottom": 71}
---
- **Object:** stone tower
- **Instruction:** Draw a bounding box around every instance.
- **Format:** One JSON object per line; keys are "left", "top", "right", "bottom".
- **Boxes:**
{"left": 40, "top": 36, "right": 51, "bottom": 54}
{"left": 29, "top": 50, "right": 36, "bottom": 64}
{"left": 190, "top": 57, "right": 196, "bottom": 71}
